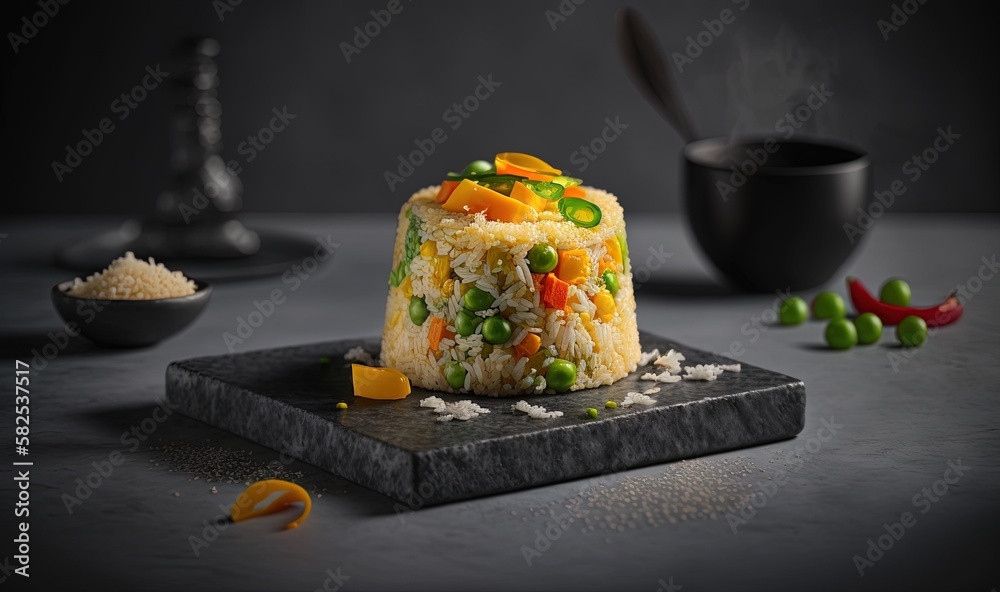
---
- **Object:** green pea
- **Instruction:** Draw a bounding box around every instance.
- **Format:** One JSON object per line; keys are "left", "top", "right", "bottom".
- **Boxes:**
{"left": 812, "top": 291, "right": 846, "bottom": 320}
{"left": 455, "top": 309, "right": 483, "bottom": 337}
{"left": 779, "top": 296, "right": 808, "bottom": 325}
{"left": 605, "top": 401, "right": 617, "bottom": 409}
{"left": 444, "top": 361, "right": 467, "bottom": 390}
{"left": 586, "top": 407, "right": 599, "bottom": 419}
{"left": 408, "top": 296, "right": 430, "bottom": 326}
{"left": 462, "top": 286, "right": 494, "bottom": 312}
{"left": 897, "top": 315, "right": 927, "bottom": 347}
{"left": 546, "top": 359, "right": 577, "bottom": 393}
{"left": 461, "top": 160, "right": 494, "bottom": 176}
{"left": 527, "top": 244, "right": 558, "bottom": 274}
{"left": 880, "top": 279, "right": 911, "bottom": 307}
{"left": 482, "top": 316, "right": 513, "bottom": 345}
{"left": 825, "top": 318, "right": 858, "bottom": 350}
{"left": 602, "top": 270, "right": 620, "bottom": 296}
{"left": 855, "top": 312, "right": 883, "bottom": 345}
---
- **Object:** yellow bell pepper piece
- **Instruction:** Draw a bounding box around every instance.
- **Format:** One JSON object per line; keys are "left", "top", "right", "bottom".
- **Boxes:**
{"left": 231, "top": 479, "right": 312, "bottom": 530}
{"left": 509, "top": 181, "right": 547, "bottom": 213}
{"left": 555, "top": 249, "right": 591, "bottom": 285}
{"left": 399, "top": 274, "right": 413, "bottom": 299}
{"left": 579, "top": 312, "right": 600, "bottom": 352}
{"left": 442, "top": 278, "right": 455, "bottom": 299}
{"left": 420, "top": 240, "right": 437, "bottom": 258}
{"left": 441, "top": 179, "right": 537, "bottom": 223}
{"left": 592, "top": 290, "right": 616, "bottom": 323}
{"left": 602, "top": 238, "right": 623, "bottom": 273}
{"left": 351, "top": 364, "right": 411, "bottom": 400}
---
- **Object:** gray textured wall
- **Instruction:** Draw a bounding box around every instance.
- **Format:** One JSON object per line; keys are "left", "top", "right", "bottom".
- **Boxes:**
{"left": 3, "top": 0, "right": 997, "bottom": 215}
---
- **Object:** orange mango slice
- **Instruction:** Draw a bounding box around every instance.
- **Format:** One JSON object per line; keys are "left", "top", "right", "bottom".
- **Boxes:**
{"left": 441, "top": 179, "right": 536, "bottom": 223}
{"left": 509, "top": 181, "right": 547, "bottom": 213}
{"left": 351, "top": 364, "right": 411, "bottom": 399}
{"left": 231, "top": 479, "right": 312, "bottom": 530}
{"left": 495, "top": 152, "right": 561, "bottom": 181}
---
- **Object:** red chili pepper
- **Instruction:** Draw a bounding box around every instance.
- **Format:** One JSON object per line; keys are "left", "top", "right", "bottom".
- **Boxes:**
{"left": 847, "top": 277, "right": 963, "bottom": 327}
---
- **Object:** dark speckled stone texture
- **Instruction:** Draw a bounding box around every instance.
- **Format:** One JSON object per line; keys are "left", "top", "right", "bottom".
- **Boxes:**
{"left": 166, "top": 331, "right": 805, "bottom": 505}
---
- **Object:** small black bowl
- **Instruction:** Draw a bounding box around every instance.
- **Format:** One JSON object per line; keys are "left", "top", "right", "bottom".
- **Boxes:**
{"left": 683, "top": 137, "right": 872, "bottom": 292}
{"left": 51, "top": 280, "right": 212, "bottom": 348}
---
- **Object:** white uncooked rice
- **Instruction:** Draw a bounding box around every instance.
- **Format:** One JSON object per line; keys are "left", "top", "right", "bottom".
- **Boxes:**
{"left": 621, "top": 392, "right": 656, "bottom": 407}
{"left": 419, "top": 396, "right": 490, "bottom": 421}
{"left": 642, "top": 387, "right": 661, "bottom": 395}
{"left": 511, "top": 400, "right": 563, "bottom": 419}
{"left": 67, "top": 251, "right": 196, "bottom": 300}
{"left": 344, "top": 346, "right": 376, "bottom": 366}
{"left": 640, "top": 371, "right": 682, "bottom": 383}
{"left": 682, "top": 363, "right": 741, "bottom": 381}
{"left": 653, "top": 349, "right": 686, "bottom": 374}
{"left": 638, "top": 349, "right": 661, "bottom": 366}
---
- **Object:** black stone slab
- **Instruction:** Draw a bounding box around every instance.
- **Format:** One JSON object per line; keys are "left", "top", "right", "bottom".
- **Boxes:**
{"left": 165, "top": 332, "right": 805, "bottom": 505}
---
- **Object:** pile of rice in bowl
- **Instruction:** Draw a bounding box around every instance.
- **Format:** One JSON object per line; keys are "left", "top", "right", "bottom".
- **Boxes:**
{"left": 67, "top": 252, "right": 197, "bottom": 300}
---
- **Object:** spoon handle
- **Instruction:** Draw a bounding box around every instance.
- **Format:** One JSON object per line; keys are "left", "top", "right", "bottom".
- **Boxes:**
{"left": 616, "top": 7, "right": 698, "bottom": 144}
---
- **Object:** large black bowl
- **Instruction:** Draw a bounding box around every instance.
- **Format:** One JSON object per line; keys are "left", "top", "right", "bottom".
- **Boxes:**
{"left": 51, "top": 280, "right": 212, "bottom": 348}
{"left": 683, "top": 137, "right": 872, "bottom": 292}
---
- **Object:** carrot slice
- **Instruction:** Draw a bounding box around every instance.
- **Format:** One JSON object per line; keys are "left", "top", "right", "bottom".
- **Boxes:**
{"left": 562, "top": 185, "right": 586, "bottom": 198}
{"left": 435, "top": 180, "right": 460, "bottom": 204}
{"left": 428, "top": 316, "right": 447, "bottom": 351}
{"left": 542, "top": 273, "right": 569, "bottom": 309}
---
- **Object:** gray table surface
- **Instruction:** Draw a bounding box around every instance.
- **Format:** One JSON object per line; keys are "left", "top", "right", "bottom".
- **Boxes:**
{"left": 1, "top": 214, "right": 998, "bottom": 592}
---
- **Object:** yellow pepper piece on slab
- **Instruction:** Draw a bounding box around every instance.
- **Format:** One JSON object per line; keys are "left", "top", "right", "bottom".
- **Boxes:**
{"left": 555, "top": 249, "right": 591, "bottom": 285}
{"left": 231, "top": 479, "right": 311, "bottom": 530}
{"left": 441, "top": 179, "right": 537, "bottom": 223}
{"left": 351, "top": 364, "right": 411, "bottom": 400}
{"left": 592, "top": 290, "right": 616, "bottom": 323}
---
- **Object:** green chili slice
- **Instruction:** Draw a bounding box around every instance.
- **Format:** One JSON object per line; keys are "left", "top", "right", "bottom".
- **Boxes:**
{"left": 551, "top": 176, "right": 582, "bottom": 188}
{"left": 558, "top": 197, "right": 602, "bottom": 228}
{"left": 523, "top": 180, "right": 565, "bottom": 201}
